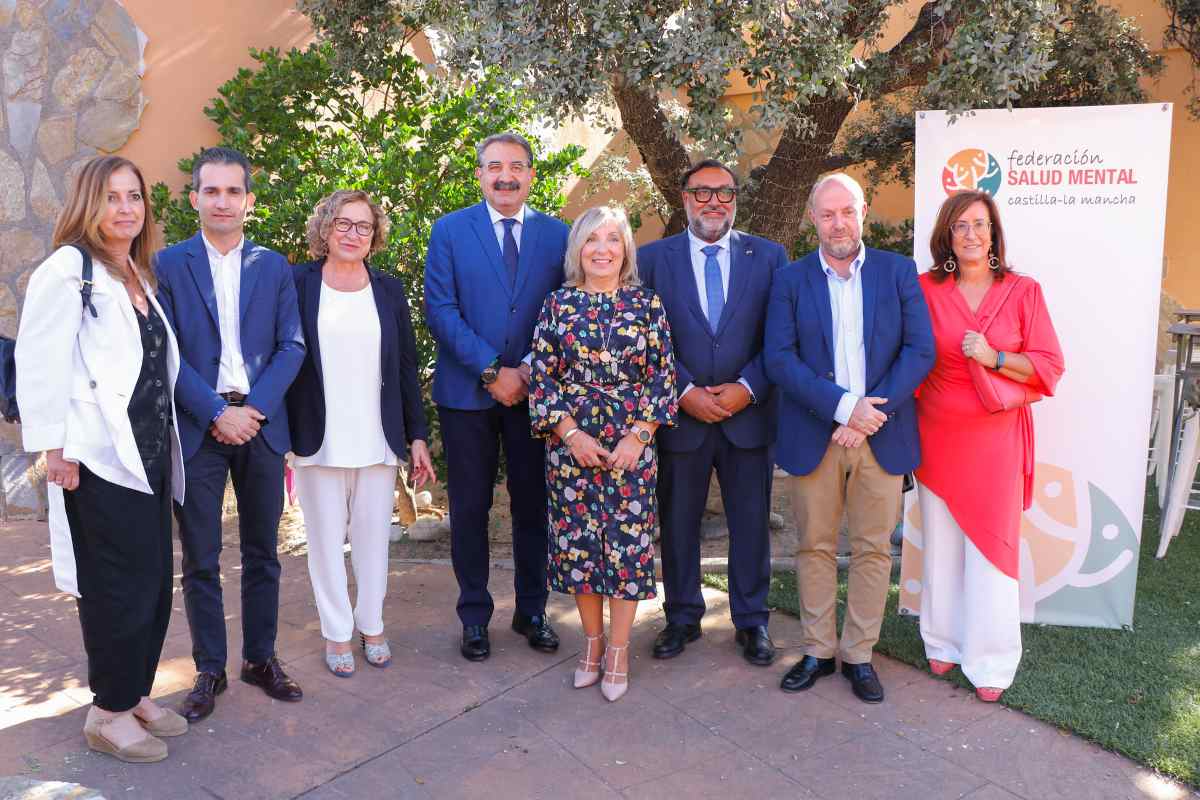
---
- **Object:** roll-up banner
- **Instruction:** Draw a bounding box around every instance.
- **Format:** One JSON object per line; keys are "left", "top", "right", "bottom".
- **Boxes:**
{"left": 901, "top": 104, "right": 1173, "bottom": 629}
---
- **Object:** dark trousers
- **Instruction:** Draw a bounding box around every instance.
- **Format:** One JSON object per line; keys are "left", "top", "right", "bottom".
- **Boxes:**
{"left": 438, "top": 402, "right": 549, "bottom": 626}
{"left": 659, "top": 427, "right": 773, "bottom": 629}
{"left": 175, "top": 434, "right": 284, "bottom": 673}
{"left": 64, "top": 460, "right": 173, "bottom": 712}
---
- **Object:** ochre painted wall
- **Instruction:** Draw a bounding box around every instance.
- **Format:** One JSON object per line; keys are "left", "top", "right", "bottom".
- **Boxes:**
{"left": 118, "top": 0, "right": 313, "bottom": 193}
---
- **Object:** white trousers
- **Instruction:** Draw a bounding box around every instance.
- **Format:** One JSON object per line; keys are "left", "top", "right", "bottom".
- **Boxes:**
{"left": 917, "top": 481, "right": 1022, "bottom": 690}
{"left": 294, "top": 463, "right": 398, "bottom": 642}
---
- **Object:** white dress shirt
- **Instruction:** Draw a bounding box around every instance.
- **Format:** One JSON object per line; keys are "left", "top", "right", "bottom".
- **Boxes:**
{"left": 486, "top": 202, "right": 534, "bottom": 365}
{"left": 679, "top": 229, "right": 753, "bottom": 402}
{"left": 486, "top": 202, "right": 526, "bottom": 253}
{"left": 292, "top": 282, "right": 398, "bottom": 469}
{"left": 819, "top": 244, "right": 867, "bottom": 426}
{"left": 202, "top": 233, "right": 251, "bottom": 394}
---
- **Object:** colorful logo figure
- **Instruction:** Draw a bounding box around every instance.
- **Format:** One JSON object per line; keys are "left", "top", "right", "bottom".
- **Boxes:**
{"left": 899, "top": 463, "right": 1140, "bottom": 629}
{"left": 942, "top": 148, "right": 1003, "bottom": 197}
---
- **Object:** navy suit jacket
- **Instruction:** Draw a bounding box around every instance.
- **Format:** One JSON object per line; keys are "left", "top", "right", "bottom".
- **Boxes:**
{"left": 764, "top": 247, "right": 934, "bottom": 476}
{"left": 155, "top": 233, "right": 305, "bottom": 460}
{"left": 286, "top": 260, "right": 430, "bottom": 459}
{"left": 638, "top": 230, "right": 788, "bottom": 452}
{"left": 424, "top": 201, "right": 569, "bottom": 410}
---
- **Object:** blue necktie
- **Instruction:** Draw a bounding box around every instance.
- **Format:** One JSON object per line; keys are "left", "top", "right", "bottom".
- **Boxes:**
{"left": 501, "top": 218, "right": 519, "bottom": 287}
{"left": 702, "top": 244, "right": 724, "bottom": 333}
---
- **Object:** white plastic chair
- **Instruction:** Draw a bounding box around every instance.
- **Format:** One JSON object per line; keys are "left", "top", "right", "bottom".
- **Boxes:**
{"left": 1151, "top": 373, "right": 1174, "bottom": 508}
{"left": 1158, "top": 410, "right": 1200, "bottom": 558}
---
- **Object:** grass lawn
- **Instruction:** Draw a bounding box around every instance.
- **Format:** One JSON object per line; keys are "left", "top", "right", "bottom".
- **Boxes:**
{"left": 702, "top": 485, "right": 1200, "bottom": 787}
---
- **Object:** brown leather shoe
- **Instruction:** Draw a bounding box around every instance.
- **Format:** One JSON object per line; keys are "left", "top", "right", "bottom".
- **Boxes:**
{"left": 241, "top": 655, "right": 303, "bottom": 702}
{"left": 178, "top": 671, "right": 227, "bottom": 723}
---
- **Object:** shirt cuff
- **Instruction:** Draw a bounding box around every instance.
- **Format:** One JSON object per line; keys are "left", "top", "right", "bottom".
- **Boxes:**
{"left": 834, "top": 392, "right": 858, "bottom": 427}
{"left": 521, "top": 352, "right": 532, "bottom": 366}
{"left": 678, "top": 383, "right": 696, "bottom": 400}
{"left": 737, "top": 377, "right": 755, "bottom": 404}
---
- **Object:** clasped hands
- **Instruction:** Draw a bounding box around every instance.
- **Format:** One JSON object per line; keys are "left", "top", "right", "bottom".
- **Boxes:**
{"left": 567, "top": 430, "right": 645, "bottom": 472}
{"left": 833, "top": 395, "right": 890, "bottom": 449}
{"left": 486, "top": 363, "right": 531, "bottom": 407}
{"left": 210, "top": 404, "right": 265, "bottom": 445}
{"left": 679, "top": 383, "right": 751, "bottom": 423}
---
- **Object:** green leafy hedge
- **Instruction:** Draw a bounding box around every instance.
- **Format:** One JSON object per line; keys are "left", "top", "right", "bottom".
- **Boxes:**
{"left": 151, "top": 44, "right": 585, "bottom": 460}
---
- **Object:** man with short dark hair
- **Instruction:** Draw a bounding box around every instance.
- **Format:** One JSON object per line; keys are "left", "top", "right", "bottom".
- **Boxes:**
{"left": 638, "top": 159, "right": 788, "bottom": 666}
{"left": 424, "top": 132, "right": 569, "bottom": 661}
{"left": 156, "top": 147, "right": 306, "bottom": 721}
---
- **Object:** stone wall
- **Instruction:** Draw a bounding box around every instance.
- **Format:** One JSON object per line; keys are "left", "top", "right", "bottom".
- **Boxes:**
{"left": 0, "top": 0, "right": 147, "bottom": 519}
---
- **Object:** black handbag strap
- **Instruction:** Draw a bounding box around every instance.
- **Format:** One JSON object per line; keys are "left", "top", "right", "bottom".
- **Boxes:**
{"left": 71, "top": 244, "right": 98, "bottom": 318}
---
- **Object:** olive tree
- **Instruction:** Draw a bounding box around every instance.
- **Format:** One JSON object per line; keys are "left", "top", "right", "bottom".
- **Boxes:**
{"left": 298, "top": 0, "right": 1159, "bottom": 248}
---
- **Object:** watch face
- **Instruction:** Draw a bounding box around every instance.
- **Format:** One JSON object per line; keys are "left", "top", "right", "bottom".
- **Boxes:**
{"left": 637, "top": 429, "right": 652, "bottom": 444}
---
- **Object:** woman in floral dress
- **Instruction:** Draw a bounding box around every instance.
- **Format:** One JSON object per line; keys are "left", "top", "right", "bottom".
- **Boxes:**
{"left": 530, "top": 205, "right": 677, "bottom": 702}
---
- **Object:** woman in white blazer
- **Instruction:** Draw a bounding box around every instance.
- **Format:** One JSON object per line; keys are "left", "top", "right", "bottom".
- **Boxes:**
{"left": 16, "top": 156, "right": 189, "bottom": 763}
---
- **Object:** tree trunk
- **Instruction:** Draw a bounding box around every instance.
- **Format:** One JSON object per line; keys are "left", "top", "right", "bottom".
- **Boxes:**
{"left": 745, "top": 97, "right": 855, "bottom": 249}
{"left": 610, "top": 80, "right": 693, "bottom": 227}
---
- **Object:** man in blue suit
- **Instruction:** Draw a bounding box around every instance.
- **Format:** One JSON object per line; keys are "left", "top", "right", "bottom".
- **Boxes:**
{"left": 765, "top": 173, "right": 933, "bottom": 703}
{"left": 156, "top": 148, "right": 306, "bottom": 721}
{"left": 425, "top": 133, "right": 569, "bottom": 662}
{"left": 639, "top": 159, "right": 788, "bottom": 666}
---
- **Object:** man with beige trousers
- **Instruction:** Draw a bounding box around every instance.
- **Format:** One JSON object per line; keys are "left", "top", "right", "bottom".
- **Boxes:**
{"left": 763, "top": 173, "right": 934, "bottom": 703}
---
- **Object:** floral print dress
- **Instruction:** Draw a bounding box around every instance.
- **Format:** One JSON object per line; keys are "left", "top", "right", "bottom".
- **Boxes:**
{"left": 529, "top": 286, "right": 677, "bottom": 600}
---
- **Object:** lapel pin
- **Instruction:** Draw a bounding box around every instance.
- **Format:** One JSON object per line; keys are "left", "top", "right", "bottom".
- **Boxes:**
{"left": 745, "top": 248, "right": 753, "bottom": 256}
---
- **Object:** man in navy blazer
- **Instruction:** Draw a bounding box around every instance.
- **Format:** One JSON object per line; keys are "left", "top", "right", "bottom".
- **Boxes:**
{"left": 155, "top": 148, "right": 305, "bottom": 721}
{"left": 765, "top": 173, "right": 933, "bottom": 703}
{"left": 639, "top": 159, "right": 788, "bottom": 667}
{"left": 424, "top": 133, "right": 569, "bottom": 662}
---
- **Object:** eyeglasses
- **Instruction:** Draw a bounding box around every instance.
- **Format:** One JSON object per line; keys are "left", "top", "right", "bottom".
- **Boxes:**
{"left": 484, "top": 161, "right": 529, "bottom": 175}
{"left": 950, "top": 220, "right": 992, "bottom": 238}
{"left": 333, "top": 217, "right": 375, "bottom": 237}
{"left": 684, "top": 187, "right": 737, "bottom": 204}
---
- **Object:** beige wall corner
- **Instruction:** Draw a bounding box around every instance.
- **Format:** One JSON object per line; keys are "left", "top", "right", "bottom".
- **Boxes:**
{"left": 117, "top": 0, "right": 313, "bottom": 193}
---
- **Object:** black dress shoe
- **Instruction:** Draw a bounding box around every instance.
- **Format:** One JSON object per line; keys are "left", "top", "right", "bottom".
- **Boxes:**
{"left": 841, "top": 661, "right": 885, "bottom": 704}
{"left": 734, "top": 625, "right": 777, "bottom": 666}
{"left": 652, "top": 622, "right": 702, "bottom": 659}
{"left": 780, "top": 655, "right": 836, "bottom": 693}
{"left": 178, "top": 670, "right": 227, "bottom": 722}
{"left": 511, "top": 612, "right": 560, "bottom": 652}
{"left": 241, "top": 655, "right": 303, "bottom": 702}
{"left": 461, "top": 625, "right": 490, "bottom": 661}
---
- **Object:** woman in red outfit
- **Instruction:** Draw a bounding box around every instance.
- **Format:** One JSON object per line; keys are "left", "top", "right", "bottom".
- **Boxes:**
{"left": 914, "top": 190, "right": 1064, "bottom": 702}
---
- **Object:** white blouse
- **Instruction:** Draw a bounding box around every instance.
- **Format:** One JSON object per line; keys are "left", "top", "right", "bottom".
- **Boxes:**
{"left": 292, "top": 281, "right": 398, "bottom": 468}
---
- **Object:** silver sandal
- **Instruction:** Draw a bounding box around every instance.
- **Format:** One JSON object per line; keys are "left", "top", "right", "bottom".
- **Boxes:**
{"left": 361, "top": 633, "right": 392, "bottom": 668}
{"left": 325, "top": 648, "right": 355, "bottom": 678}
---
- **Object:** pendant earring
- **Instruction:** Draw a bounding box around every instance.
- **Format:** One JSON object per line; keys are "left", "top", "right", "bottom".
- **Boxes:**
{"left": 943, "top": 258, "right": 957, "bottom": 273}
{"left": 988, "top": 251, "right": 1001, "bottom": 270}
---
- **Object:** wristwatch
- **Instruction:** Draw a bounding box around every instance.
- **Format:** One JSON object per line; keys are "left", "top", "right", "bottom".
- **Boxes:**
{"left": 633, "top": 427, "right": 652, "bottom": 445}
{"left": 481, "top": 360, "right": 500, "bottom": 385}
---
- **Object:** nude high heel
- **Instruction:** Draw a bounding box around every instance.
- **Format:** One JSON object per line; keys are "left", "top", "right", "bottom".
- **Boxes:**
{"left": 574, "top": 634, "right": 605, "bottom": 689}
{"left": 600, "top": 644, "right": 629, "bottom": 702}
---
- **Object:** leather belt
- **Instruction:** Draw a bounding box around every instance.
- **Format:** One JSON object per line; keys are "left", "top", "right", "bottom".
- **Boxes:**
{"left": 219, "top": 391, "right": 246, "bottom": 406}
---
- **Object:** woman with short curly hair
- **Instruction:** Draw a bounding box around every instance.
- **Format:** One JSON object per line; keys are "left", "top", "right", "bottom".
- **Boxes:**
{"left": 286, "top": 189, "right": 434, "bottom": 676}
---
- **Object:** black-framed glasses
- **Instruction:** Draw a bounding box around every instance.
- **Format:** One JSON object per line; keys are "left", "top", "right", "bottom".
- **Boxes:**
{"left": 950, "top": 220, "right": 991, "bottom": 238}
{"left": 484, "top": 160, "right": 530, "bottom": 175}
{"left": 684, "top": 186, "right": 737, "bottom": 203}
{"left": 333, "top": 217, "right": 375, "bottom": 236}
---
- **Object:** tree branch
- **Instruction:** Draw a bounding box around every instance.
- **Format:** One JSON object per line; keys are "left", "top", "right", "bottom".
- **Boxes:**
{"left": 609, "top": 80, "right": 693, "bottom": 220}
{"left": 864, "top": 2, "right": 958, "bottom": 98}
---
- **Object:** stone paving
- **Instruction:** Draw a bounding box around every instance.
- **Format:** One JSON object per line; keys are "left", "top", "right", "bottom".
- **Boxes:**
{"left": 0, "top": 518, "right": 1194, "bottom": 800}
